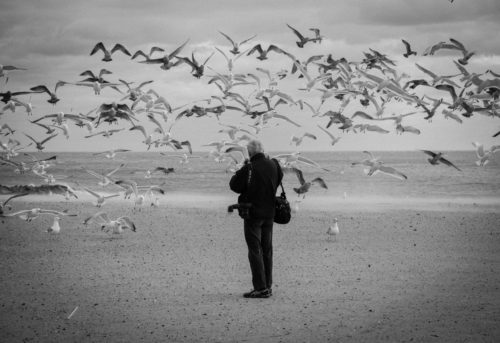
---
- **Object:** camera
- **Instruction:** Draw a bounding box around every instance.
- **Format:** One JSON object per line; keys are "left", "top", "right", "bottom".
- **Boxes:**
{"left": 227, "top": 202, "right": 252, "bottom": 219}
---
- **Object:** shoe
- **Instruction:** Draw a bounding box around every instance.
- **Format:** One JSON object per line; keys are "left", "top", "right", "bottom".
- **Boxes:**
{"left": 243, "top": 288, "right": 271, "bottom": 298}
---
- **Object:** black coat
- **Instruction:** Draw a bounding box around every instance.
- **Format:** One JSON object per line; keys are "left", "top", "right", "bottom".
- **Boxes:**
{"left": 229, "top": 153, "right": 283, "bottom": 219}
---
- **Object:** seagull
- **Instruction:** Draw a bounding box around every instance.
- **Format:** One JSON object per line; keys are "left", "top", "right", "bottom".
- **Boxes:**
{"left": 449, "top": 38, "right": 475, "bottom": 65}
{"left": 0, "top": 183, "right": 78, "bottom": 200}
{"left": 30, "top": 82, "right": 66, "bottom": 104}
{"left": 352, "top": 151, "right": 408, "bottom": 180}
{"left": 79, "top": 68, "right": 113, "bottom": 83}
{"left": 1, "top": 208, "right": 76, "bottom": 221}
{"left": 401, "top": 39, "right": 417, "bottom": 58}
{"left": 218, "top": 31, "right": 257, "bottom": 55}
{"left": 65, "top": 80, "right": 122, "bottom": 95}
{"left": 285, "top": 167, "right": 328, "bottom": 197}
{"left": 181, "top": 51, "right": 215, "bottom": 78}
{"left": 119, "top": 79, "right": 154, "bottom": 101}
{"left": 416, "top": 97, "right": 443, "bottom": 121}
{"left": 24, "top": 133, "right": 58, "bottom": 151}
{"left": 0, "top": 192, "right": 29, "bottom": 215}
{"left": 84, "top": 188, "right": 121, "bottom": 207}
{"left": 84, "top": 129, "right": 124, "bottom": 138}
{"left": 47, "top": 216, "right": 61, "bottom": 234}
{"left": 286, "top": 24, "right": 320, "bottom": 48}
{"left": 131, "top": 46, "right": 165, "bottom": 60}
{"left": 138, "top": 39, "right": 189, "bottom": 70}
{"left": 441, "top": 109, "right": 463, "bottom": 123}
{"left": 0, "top": 64, "right": 27, "bottom": 83}
{"left": 246, "top": 44, "right": 290, "bottom": 61}
{"left": 317, "top": 125, "right": 341, "bottom": 146}
{"left": 161, "top": 152, "right": 201, "bottom": 164}
{"left": 1, "top": 123, "right": 16, "bottom": 135}
{"left": 326, "top": 218, "right": 340, "bottom": 242}
{"left": 129, "top": 125, "right": 155, "bottom": 149}
{"left": 92, "top": 149, "right": 131, "bottom": 159}
{"left": 90, "top": 42, "right": 131, "bottom": 62}
{"left": 290, "top": 132, "right": 317, "bottom": 146}
{"left": 395, "top": 123, "right": 421, "bottom": 135}
{"left": 84, "top": 163, "right": 125, "bottom": 186}
{"left": 273, "top": 152, "right": 329, "bottom": 171}
{"left": 83, "top": 211, "right": 136, "bottom": 234}
{"left": 421, "top": 150, "right": 461, "bottom": 171}
{"left": 415, "top": 63, "right": 461, "bottom": 87}
{"left": 472, "top": 142, "right": 500, "bottom": 166}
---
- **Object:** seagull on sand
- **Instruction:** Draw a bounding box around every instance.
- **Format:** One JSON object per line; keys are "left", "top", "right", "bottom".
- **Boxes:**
{"left": 471, "top": 142, "right": 500, "bottom": 166}
{"left": 1, "top": 208, "right": 76, "bottom": 221}
{"left": 83, "top": 211, "right": 136, "bottom": 234}
{"left": 421, "top": 150, "right": 461, "bottom": 171}
{"left": 47, "top": 216, "right": 61, "bottom": 234}
{"left": 90, "top": 42, "right": 131, "bottom": 62}
{"left": 84, "top": 188, "right": 121, "bottom": 207}
{"left": 327, "top": 218, "right": 340, "bottom": 242}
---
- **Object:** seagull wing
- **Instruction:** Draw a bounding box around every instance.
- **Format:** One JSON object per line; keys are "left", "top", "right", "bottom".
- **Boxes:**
{"left": 379, "top": 166, "right": 408, "bottom": 180}
{"left": 1, "top": 209, "right": 33, "bottom": 217}
{"left": 85, "top": 188, "right": 101, "bottom": 198}
{"left": 85, "top": 169, "right": 105, "bottom": 179}
{"left": 218, "top": 31, "right": 236, "bottom": 47}
{"left": 1, "top": 192, "right": 29, "bottom": 209}
{"left": 286, "top": 24, "right": 305, "bottom": 40}
{"left": 130, "top": 125, "right": 148, "bottom": 139}
{"left": 107, "top": 163, "right": 125, "bottom": 177}
{"left": 311, "top": 177, "right": 328, "bottom": 189}
{"left": 40, "top": 133, "right": 58, "bottom": 145}
{"left": 438, "top": 156, "right": 461, "bottom": 171}
{"left": 421, "top": 150, "right": 437, "bottom": 158}
{"left": 283, "top": 166, "right": 305, "bottom": 185}
{"left": 83, "top": 211, "right": 109, "bottom": 225}
{"left": 117, "top": 216, "right": 137, "bottom": 231}
{"left": 272, "top": 113, "right": 301, "bottom": 127}
{"left": 111, "top": 43, "right": 131, "bottom": 56}
{"left": 90, "top": 42, "right": 106, "bottom": 56}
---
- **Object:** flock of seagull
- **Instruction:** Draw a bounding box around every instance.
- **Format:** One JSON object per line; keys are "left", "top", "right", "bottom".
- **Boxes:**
{"left": 1, "top": 24, "right": 500, "bottom": 235}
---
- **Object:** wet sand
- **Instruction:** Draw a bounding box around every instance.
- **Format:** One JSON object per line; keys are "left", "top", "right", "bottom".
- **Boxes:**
{"left": 0, "top": 196, "right": 499, "bottom": 342}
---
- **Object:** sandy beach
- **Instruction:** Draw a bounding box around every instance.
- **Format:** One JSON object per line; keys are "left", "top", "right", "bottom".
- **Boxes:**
{"left": 1, "top": 196, "right": 499, "bottom": 342}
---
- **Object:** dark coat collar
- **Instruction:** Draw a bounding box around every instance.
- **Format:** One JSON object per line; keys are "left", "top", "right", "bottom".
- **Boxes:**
{"left": 250, "top": 152, "right": 266, "bottom": 162}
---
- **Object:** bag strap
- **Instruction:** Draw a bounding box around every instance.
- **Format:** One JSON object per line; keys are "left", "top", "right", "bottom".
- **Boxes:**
{"left": 272, "top": 158, "right": 286, "bottom": 197}
{"left": 246, "top": 162, "right": 252, "bottom": 189}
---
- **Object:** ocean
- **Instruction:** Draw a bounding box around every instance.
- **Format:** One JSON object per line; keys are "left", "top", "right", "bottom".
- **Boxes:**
{"left": 1, "top": 150, "right": 499, "bottom": 201}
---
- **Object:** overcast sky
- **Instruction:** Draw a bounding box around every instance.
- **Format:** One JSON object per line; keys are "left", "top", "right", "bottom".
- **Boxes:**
{"left": 1, "top": 0, "right": 499, "bottom": 152}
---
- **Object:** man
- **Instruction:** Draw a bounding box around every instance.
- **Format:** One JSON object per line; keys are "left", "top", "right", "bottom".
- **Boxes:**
{"left": 229, "top": 140, "right": 283, "bottom": 298}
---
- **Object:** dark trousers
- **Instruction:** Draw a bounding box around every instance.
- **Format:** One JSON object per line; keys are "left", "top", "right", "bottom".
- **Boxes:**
{"left": 244, "top": 218, "right": 273, "bottom": 291}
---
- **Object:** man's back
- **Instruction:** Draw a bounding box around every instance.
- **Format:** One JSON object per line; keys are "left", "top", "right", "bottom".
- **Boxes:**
{"left": 229, "top": 152, "right": 283, "bottom": 219}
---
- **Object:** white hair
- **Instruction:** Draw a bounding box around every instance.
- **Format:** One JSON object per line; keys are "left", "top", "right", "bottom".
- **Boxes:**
{"left": 247, "top": 140, "right": 264, "bottom": 157}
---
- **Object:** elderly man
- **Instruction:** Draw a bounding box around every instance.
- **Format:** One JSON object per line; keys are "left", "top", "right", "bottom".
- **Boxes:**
{"left": 229, "top": 140, "right": 283, "bottom": 298}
